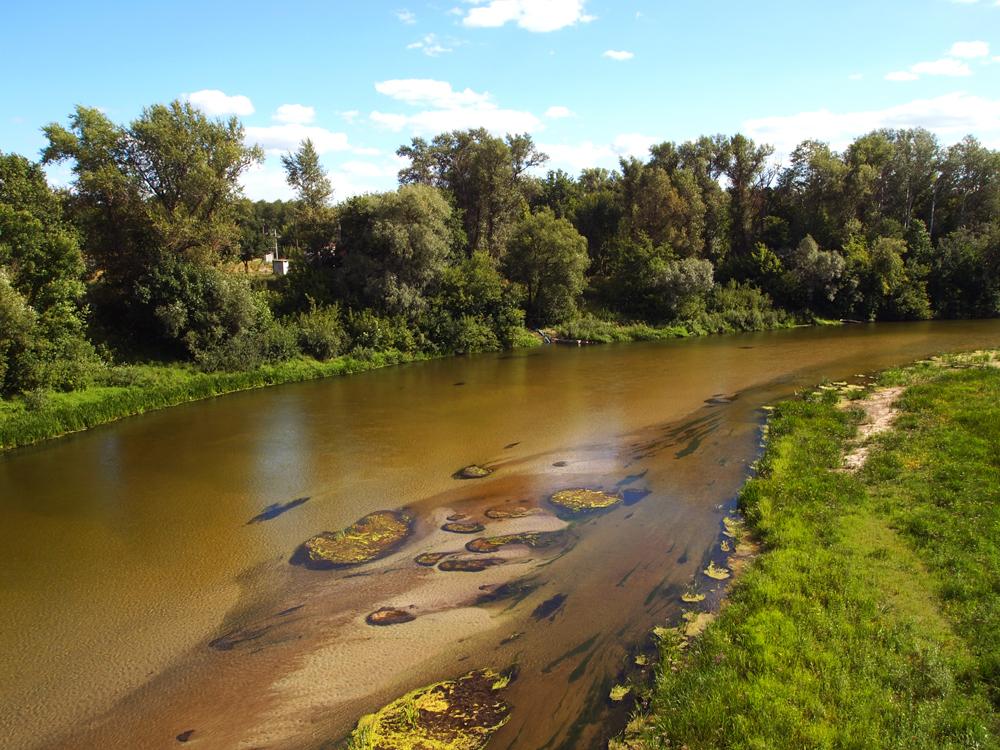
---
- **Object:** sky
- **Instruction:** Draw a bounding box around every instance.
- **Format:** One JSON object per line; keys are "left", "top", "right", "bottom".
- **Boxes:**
{"left": 2, "top": 0, "right": 999, "bottom": 201}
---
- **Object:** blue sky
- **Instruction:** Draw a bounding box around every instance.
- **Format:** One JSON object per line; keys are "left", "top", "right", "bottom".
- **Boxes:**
{"left": 3, "top": 0, "right": 999, "bottom": 200}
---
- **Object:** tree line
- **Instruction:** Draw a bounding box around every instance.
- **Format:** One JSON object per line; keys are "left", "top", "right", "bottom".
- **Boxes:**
{"left": 1, "top": 99, "right": 998, "bottom": 397}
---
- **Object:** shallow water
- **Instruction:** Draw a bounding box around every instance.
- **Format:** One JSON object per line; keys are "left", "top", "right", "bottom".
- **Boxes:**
{"left": 2, "top": 320, "right": 999, "bottom": 749}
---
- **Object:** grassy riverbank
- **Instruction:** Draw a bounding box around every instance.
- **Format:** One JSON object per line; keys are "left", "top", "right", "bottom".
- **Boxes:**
{"left": 0, "top": 350, "right": 432, "bottom": 451}
{"left": 619, "top": 351, "right": 999, "bottom": 749}
{"left": 0, "top": 310, "right": 817, "bottom": 453}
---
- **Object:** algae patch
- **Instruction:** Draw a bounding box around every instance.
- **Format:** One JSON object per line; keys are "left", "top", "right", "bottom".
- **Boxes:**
{"left": 345, "top": 669, "right": 512, "bottom": 750}
{"left": 290, "top": 510, "right": 412, "bottom": 570}
{"left": 703, "top": 561, "right": 731, "bottom": 580}
{"left": 442, "top": 521, "right": 486, "bottom": 534}
{"left": 438, "top": 557, "right": 506, "bottom": 573}
{"left": 453, "top": 465, "right": 493, "bottom": 480}
{"left": 549, "top": 489, "right": 621, "bottom": 514}
{"left": 366, "top": 608, "right": 416, "bottom": 626}
{"left": 465, "top": 531, "right": 563, "bottom": 554}
{"left": 484, "top": 504, "right": 539, "bottom": 520}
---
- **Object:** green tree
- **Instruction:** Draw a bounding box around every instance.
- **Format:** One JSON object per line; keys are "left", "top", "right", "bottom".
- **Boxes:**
{"left": 337, "top": 184, "right": 453, "bottom": 318}
{"left": 282, "top": 138, "right": 336, "bottom": 255}
{"left": 42, "top": 101, "right": 263, "bottom": 352}
{"left": 397, "top": 128, "right": 547, "bottom": 257}
{"left": 503, "top": 209, "right": 589, "bottom": 325}
{"left": 0, "top": 152, "right": 97, "bottom": 393}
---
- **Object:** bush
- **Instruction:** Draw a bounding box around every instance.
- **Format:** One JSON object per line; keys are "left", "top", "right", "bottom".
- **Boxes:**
{"left": 688, "top": 280, "right": 791, "bottom": 333}
{"left": 344, "top": 309, "right": 425, "bottom": 353}
{"left": 294, "top": 303, "right": 345, "bottom": 360}
{"left": 195, "top": 320, "right": 298, "bottom": 372}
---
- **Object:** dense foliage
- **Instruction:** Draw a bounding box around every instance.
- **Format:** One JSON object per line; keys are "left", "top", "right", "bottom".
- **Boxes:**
{"left": 1, "top": 98, "right": 998, "bottom": 400}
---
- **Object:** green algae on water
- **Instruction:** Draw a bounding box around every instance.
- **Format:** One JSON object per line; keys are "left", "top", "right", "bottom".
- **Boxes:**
{"left": 290, "top": 510, "right": 412, "bottom": 569}
{"left": 345, "top": 669, "right": 512, "bottom": 750}
{"left": 549, "top": 488, "right": 621, "bottom": 513}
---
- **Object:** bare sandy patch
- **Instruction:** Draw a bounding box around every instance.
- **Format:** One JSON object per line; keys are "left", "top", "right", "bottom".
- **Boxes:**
{"left": 839, "top": 386, "right": 905, "bottom": 472}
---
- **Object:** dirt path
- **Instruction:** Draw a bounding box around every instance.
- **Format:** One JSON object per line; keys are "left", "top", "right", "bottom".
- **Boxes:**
{"left": 839, "top": 386, "right": 905, "bottom": 472}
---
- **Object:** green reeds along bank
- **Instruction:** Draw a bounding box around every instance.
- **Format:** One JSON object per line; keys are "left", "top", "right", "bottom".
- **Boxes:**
{"left": 0, "top": 350, "right": 422, "bottom": 451}
{"left": 620, "top": 355, "right": 999, "bottom": 749}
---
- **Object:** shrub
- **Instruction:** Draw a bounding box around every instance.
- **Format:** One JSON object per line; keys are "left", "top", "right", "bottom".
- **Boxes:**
{"left": 294, "top": 303, "right": 345, "bottom": 360}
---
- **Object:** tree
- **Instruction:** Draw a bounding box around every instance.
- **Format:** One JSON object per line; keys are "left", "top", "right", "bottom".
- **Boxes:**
{"left": 398, "top": 128, "right": 547, "bottom": 257}
{"left": 0, "top": 152, "right": 97, "bottom": 393}
{"left": 281, "top": 139, "right": 332, "bottom": 210}
{"left": 43, "top": 101, "right": 262, "bottom": 276}
{"left": 282, "top": 139, "right": 336, "bottom": 255}
{"left": 718, "top": 134, "right": 775, "bottom": 261}
{"left": 503, "top": 209, "right": 589, "bottom": 325}
{"left": 337, "top": 184, "right": 453, "bottom": 318}
{"left": 42, "top": 101, "right": 263, "bottom": 352}
{"left": 786, "top": 235, "right": 845, "bottom": 311}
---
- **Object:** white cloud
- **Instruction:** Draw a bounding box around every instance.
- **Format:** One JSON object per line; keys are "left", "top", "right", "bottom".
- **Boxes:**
{"left": 544, "top": 105, "right": 573, "bottom": 118}
{"left": 371, "top": 78, "right": 543, "bottom": 135}
{"left": 949, "top": 40, "right": 990, "bottom": 58}
{"left": 885, "top": 70, "right": 920, "bottom": 81}
{"left": 272, "top": 103, "right": 316, "bottom": 124}
{"left": 743, "top": 91, "right": 1000, "bottom": 155}
{"left": 245, "top": 124, "right": 351, "bottom": 154}
{"left": 338, "top": 159, "right": 400, "bottom": 178}
{"left": 612, "top": 133, "right": 657, "bottom": 158}
{"left": 848, "top": 73, "right": 864, "bottom": 81}
{"left": 375, "top": 79, "right": 492, "bottom": 108}
{"left": 537, "top": 133, "right": 659, "bottom": 174}
{"left": 911, "top": 58, "right": 972, "bottom": 76}
{"left": 602, "top": 49, "right": 634, "bottom": 61}
{"left": 396, "top": 9, "right": 416, "bottom": 24}
{"left": 341, "top": 110, "right": 360, "bottom": 124}
{"left": 407, "top": 33, "right": 453, "bottom": 56}
{"left": 461, "top": 0, "right": 595, "bottom": 32}
{"left": 185, "top": 89, "right": 254, "bottom": 116}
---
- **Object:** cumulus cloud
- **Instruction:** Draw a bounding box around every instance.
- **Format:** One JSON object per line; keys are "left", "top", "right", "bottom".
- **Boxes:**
{"left": 396, "top": 9, "right": 416, "bottom": 24}
{"left": 460, "top": 0, "right": 595, "bottom": 32}
{"left": 885, "top": 40, "right": 989, "bottom": 81}
{"left": 272, "top": 103, "right": 316, "bottom": 124}
{"left": 544, "top": 105, "right": 573, "bottom": 118}
{"left": 371, "top": 78, "right": 542, "bottom": 135}
{"left": 949, "top": 40, "right": 990, "bottom": 58}
{"left": 185, "top": 89, "right": 254, "bottom": 116}
{"left": 602, "top": 49, "right": 634, "bottom": 61}
{"left": 743, "top": 92, "right": 1000, "bottom": 155}
{"left": 538, "top": 133, "right": 659, "bottom": 173}
{"left": 244, "top": 124, "right": 351, "bottom": 154}
{"left": 407, "top": 33, "right": 453, "bottom": 56}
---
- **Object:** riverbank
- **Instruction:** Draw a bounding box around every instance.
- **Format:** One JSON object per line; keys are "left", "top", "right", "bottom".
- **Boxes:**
{"left": 0, "top": 350, "right": 435, "bottom": 452}
{"left": 0, "top": 312, "right": 819, "bottom": 453}
{"left": 617, "top": 350, "right": 1000, "bottom": 749}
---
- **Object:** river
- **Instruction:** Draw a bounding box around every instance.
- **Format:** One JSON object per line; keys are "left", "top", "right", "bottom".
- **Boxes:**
{"left": 2, "top": 320, "right": 999, "bottom": 749}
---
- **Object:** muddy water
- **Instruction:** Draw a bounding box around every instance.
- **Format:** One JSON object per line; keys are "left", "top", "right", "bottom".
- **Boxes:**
{"left": 2, "top": 321, "right": 999, "bottom": 749}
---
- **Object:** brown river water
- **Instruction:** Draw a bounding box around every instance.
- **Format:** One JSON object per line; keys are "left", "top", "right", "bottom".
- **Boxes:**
{"left": 2, "top": 320, "right": 1000, "bottom": 750}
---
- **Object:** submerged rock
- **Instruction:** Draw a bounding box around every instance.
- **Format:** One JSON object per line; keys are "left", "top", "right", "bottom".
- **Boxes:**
{"left": 442, "top": 521, "right": 486, "bottom": 534}
{"left": 366, "top": 608, "right": 416, "bottom": 626}
{"left": 465, "top": 531, "right": 563, "bottom": 554}
{"left": 549, "top": 488, "right": 621, "bottom": 514}
{"left": 453, "top": 464, "right": 493, "bottom": 480}
{"left": 484, "top": 503, "right": 539, "bottom": 520}
{"left": 290, "top": 510, "right": 412, "bottom": 570}
{"left": 415, "top": 552, "right": 449, "bottom": 567}
{"left": 345, "top": 669, "right": 511, "bottom": 750}
{"left": 438, "top": 557, "right": 506, "bottom": 572}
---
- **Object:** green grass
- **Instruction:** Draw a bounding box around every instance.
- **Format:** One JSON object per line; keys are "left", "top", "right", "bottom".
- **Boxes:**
{"left": 621, "top": 357, "right": 999, "bottom": 749}
{"left": 0, "top": 350, "right": 425, "bottom": 451}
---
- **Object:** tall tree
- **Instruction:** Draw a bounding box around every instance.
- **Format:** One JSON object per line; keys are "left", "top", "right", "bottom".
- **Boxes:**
{"left": 718, "top": 134, "right": 775, "bottom": 261}
{"left": 281, "top": 138, "right": 332, "bottom": 210}
{"left": 503, "top": 209, "right": 589, "bottom": 325}
{"left": 397, "top": 128, "right": 547, "bottom": 258}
